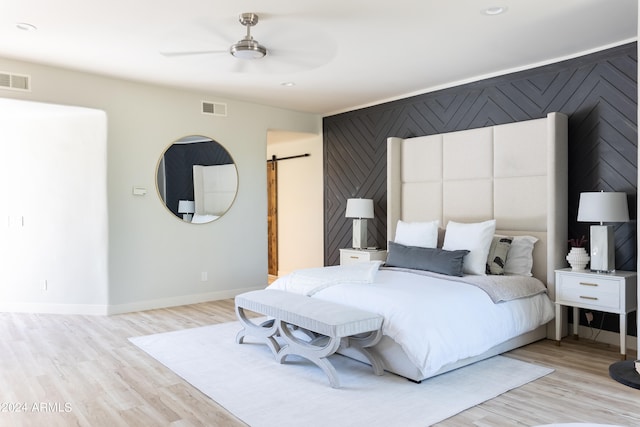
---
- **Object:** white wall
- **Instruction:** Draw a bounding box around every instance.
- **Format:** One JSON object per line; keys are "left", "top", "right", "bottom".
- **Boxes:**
{"left": 267, "top": 131, "right": 324, "bottom": 275}
{"left": 0, "top": 57, "right": 321, "bottom": 314}
{"left": 0, "top": 99, "right": 108, "bottom": 312}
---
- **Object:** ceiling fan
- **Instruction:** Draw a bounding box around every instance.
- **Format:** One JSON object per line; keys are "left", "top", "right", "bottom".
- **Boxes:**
{"left": 160, "top": 12, "right": 335, "bottom": 74}
{"left": 160, "top": 12, "right": 268, "bottom": 61}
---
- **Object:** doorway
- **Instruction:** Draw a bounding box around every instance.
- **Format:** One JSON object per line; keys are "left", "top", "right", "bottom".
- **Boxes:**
{"left": 266, "top": 130, "right": 324, "bottom": 278}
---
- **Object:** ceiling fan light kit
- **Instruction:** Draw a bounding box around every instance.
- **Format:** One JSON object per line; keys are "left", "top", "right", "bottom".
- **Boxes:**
{"left": 230, "top": 13, "right": 267, "bottom": 59}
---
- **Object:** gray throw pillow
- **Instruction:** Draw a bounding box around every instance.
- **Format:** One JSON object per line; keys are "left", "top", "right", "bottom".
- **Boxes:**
{"left": 385, "top": 241, "right": 469, "bottom": 276}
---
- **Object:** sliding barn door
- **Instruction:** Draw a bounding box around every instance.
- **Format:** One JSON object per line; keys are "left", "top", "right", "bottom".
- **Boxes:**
{"left": 267, "top": 160, "right": 278, "bottom": 276}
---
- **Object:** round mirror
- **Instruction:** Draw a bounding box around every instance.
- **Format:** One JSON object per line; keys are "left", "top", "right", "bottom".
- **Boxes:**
{"left": 156, "top": 135, "right": 238, "bottom": 223}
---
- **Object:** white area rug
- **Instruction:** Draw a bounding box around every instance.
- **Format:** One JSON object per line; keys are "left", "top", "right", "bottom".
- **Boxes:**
{"left": 130, "top": 321, "right": 554, "bottom": 427}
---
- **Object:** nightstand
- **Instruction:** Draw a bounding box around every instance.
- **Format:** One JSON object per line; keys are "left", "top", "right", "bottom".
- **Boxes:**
{"left": 555, "top": 268, "right": 637, "bottom": 359}
{"left": 339, "top": 248, "right": 387, "bottom": 266}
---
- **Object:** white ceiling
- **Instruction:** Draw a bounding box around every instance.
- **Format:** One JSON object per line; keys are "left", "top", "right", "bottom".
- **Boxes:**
{"left": 1, "top": 1, "right": 637, "bottom": 115}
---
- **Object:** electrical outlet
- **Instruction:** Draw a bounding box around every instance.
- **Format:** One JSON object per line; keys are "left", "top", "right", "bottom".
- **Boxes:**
{"left": 585, "top": 311, "right": 594, "bottom": 324}
{"left": 201, "top": 272, "right": 208, "bottom": 282}
{"left": 42, "top": 279, "right": 48, "bottom": 291}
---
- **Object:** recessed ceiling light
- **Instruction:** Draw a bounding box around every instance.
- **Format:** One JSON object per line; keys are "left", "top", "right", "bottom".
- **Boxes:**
{"left": 482, "top": 6, "right": 507, "bottom": 16}
{"left": 16, "top": 22, "right": 37, "bottom": 31}
{"left": 280, "top": 82, "right": 295, "bottom": 87}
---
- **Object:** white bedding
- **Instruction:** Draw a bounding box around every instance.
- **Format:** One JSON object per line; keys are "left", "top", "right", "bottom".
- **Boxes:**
{"left": 268, "top": 268, "right": 555, "bottom": 377}
{"left": 191, "top": 213, "right": 219, "bottom": 223}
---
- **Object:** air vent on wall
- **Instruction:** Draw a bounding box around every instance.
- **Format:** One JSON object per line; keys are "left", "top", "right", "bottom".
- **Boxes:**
{"left": 201, "top": 100, "right": 227, "bottom": 117}
{"left": 0, "top": 71, "right": 31, "bottom": 91}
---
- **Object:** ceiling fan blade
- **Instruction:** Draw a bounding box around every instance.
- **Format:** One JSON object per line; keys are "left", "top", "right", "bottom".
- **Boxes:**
{"left": 158, "top": 17, "right": 235, "bottom": 59}
{"left": 230, "top": 58, "right": 251, "bottom": 73}
{"left": 256, "top": 23, "right": 337, "bottom": 72}
{"left": 268, "top": 48, "right": 328, "bottom": 67}
{"left": 160, "top": 49, "right": 228, "bottom": 57}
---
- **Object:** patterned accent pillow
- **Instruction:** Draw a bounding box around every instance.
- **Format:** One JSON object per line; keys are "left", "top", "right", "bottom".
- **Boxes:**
{"left": 486, "top": 235, "right": 513, "bottom": 275}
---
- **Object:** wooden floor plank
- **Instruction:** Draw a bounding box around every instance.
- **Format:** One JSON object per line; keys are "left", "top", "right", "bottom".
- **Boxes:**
{"left": 1, "top": 300, "right": 638, "bottom": 426}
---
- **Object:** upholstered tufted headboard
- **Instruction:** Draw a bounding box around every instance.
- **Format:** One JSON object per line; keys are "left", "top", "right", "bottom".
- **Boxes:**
{"left": 387, "top": 112, "right": 568, "bottom": 304}
{"left": 193, "top": 164, "right": 238, "bottom": 216}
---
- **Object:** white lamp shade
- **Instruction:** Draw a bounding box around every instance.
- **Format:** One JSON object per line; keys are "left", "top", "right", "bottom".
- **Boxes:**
{"left": 577, "top": 192, "right": 629, "bottom": 223}
{"left": 178, "top": 200, "right": 195, "bottom": 214}
{"left": 345, "top": 198, "right": 374, "bottom": 219}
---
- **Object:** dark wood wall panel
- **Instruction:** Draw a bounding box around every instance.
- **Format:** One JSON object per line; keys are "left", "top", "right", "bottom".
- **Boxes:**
{"left": 323, "top": 43, "right": 637, "bottom": 336}
{"left": 324, "top": 43, "right": 637, "bottom": 274}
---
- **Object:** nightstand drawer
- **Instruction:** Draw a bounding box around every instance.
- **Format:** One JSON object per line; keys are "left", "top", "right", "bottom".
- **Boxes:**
{"left": 557, "top": 275, "right": 620, "bottom": 310}
{"left": 339, "top": 249, "right": 387, "bottom": 265}
{"left": 342, "top": 252, "right": 368, "bottom": 263}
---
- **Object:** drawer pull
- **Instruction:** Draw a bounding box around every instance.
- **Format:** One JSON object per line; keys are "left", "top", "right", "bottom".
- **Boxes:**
{"left": 579, "top": 296, "right": 598, "bottom": 301}
{"left": 349, "top": 256, "right": 360, "bottom": 259}
{"left": 579, "top": 282, "right": 599, "bottom": 287}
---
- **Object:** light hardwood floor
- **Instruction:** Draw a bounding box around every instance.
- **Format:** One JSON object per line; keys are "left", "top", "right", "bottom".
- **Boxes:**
{"left": 1, "top": 299, "right": 639, "bottom": 427}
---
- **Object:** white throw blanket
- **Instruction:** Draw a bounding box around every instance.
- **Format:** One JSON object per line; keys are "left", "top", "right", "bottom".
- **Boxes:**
{"left": 274, "top": 261, "right": 383, "bottom": 296}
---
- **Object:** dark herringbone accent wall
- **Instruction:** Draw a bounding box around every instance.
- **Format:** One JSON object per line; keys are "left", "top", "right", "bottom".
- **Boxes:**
{"left": 324, "top": 43, "right": 637, "bottom": 274}
{"left": 323, "top": 43, "right": 637, "bottom": 336}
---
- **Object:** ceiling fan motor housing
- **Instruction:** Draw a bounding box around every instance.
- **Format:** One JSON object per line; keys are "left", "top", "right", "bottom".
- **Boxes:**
{"left": 239, "top": 13, "right": 259, "bottom": 27}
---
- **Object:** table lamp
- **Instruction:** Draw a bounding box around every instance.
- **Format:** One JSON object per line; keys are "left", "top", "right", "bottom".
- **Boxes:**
{"left": 577, "top": 191, "right": 629, "bottom": 272}
{"left": 178, "top": 200, "right": 195, "bottom": 222}
{"left": 345, "top": 198, "right": 374, "bottom": 249}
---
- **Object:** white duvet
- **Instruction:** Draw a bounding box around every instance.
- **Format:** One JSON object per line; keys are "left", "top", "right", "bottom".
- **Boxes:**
{"left": 268, "top": 268, "right": 555, "bottom": 377}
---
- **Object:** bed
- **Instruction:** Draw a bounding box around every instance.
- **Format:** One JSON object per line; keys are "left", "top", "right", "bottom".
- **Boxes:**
{"left": 268, "top": 112, "right": 568, "bottom": 382}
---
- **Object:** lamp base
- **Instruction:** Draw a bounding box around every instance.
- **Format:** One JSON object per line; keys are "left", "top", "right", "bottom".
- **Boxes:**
{"left": 352, "top": 219, "right": 368, "bottom": 249}
{"left": 589, "top": 225, "right": 615, "bottom": 273}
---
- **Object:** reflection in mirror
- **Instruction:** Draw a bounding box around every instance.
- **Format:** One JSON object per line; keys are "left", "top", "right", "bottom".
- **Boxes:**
{"left": 157, "top": 135, "right": 238, "bottom": 223}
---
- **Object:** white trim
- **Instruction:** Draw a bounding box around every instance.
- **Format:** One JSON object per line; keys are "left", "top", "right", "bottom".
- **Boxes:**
{"left": 0, "top": 303, "right": 109, "bottom": 315}
{"left": 0, "top": 287, "right": 266, "bottom": 316}
{"left": 326, "top": 38, "right": 637, "bottom": 116}
{"left": 106, "top": 287, "right": 264, "bottom": 315}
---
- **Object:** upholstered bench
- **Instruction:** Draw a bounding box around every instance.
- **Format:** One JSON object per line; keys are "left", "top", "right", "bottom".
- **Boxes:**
{"left": 235, "top": 289, "right": 384, "bottom": 388}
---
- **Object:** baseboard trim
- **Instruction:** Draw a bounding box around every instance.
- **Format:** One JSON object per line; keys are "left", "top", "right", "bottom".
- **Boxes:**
{"left": 106, "top": 286, "right": 265, "bottom": 315}
{"left": 0, "top": 302, "right": 109, "bottom": 315}
{"left": 0, "top": 286, "right": 266, "bottom": 316}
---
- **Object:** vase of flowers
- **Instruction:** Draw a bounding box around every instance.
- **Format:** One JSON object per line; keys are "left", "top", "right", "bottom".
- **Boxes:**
{"left": 566, "top": 235, "right": 590, "bottom": 271}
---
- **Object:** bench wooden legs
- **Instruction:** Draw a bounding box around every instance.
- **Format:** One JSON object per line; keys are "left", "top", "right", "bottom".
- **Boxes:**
{"left": 275, "top": 319, "right": 344, "bottom": 387}
{"left": 348, "top": 329, "right": 384, "bottom": 376}
{"left": 235, "top": 305, "right": 281, "bottom": 357}
{"left": 236, "top": 307, "right": 384, "bottom": 388}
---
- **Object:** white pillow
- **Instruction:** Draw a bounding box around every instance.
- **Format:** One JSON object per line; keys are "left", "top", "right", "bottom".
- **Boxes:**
{"left": 394, "top": 219, "right": 440, "bottom": 248}
{"left": 502, "top": 235, "right": 538, "bottom": 276}
{"left": 442, "top": 219, "right": 496, "bottom": 275}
